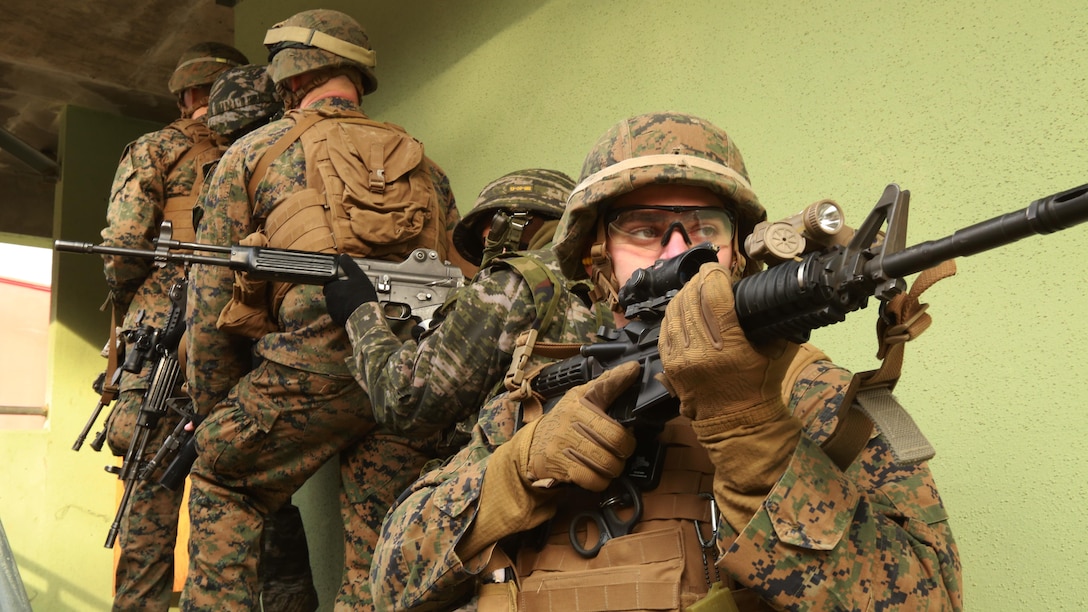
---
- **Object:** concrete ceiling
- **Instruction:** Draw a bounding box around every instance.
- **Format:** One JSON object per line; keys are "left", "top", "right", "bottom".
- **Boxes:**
{"left": 0, "top": 0, "right": 238, "bottom": 238}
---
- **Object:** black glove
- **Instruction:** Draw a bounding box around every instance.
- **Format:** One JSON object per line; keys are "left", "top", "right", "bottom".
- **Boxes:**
{"left": 322, "top": 254, "right": 378, "bottom": 326}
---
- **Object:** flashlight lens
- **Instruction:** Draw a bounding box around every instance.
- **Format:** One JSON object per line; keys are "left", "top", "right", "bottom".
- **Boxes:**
{"left": 813, "top": 201, "right": 843, "bottom": 234}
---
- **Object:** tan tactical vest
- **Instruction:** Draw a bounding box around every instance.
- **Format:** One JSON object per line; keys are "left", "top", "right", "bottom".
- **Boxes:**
{"left": 493, "top": 344, "right": 830, "bottom": 611}
{"left": 161, "top": 118, "right": 219, "bottom": 242}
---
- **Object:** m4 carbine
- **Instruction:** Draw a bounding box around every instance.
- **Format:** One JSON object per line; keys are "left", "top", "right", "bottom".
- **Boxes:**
{"left": 530, "top": 182, "right": 1088, "bottom": 432}
{"left": 55, "top": 220, "right": 465, "bottom": 323}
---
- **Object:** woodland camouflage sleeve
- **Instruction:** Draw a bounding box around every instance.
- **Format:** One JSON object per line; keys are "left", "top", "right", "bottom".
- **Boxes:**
{"left": 716, "top": 360, "right": 962, "bottom": 610}
{"left": 345, "top": 266, "right": 539, "bottom": 436}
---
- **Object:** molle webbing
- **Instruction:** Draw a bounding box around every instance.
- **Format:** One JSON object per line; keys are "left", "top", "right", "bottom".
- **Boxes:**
{"left": 519, "top": 529, "right": 687, "bottom": 611}
{"left": 162, "top": 196, "right": 198, "bottom": 242}
{"left": 514, "top": 418, "right": 718, "bottom": 608}
{"left": 162, "top": 118, "right": 219, "bottom": 242}
{"left": 264, "top": 191, "right": 337, "bottom": 254}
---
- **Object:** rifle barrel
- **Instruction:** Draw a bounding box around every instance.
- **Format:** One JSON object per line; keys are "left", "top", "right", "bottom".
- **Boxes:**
{"left": 878, "top": 183, "right": 1088, "bottom": 279}
{"left": 52, "top": 240, "right": 232, "bottom": 268}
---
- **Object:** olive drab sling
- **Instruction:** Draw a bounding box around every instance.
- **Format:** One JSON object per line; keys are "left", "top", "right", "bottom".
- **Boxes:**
{"left": 429, "top": 251, "right": 608, "bottom": 456}
{"left": 218, "top": 107, "right": 447, "bottom": 337}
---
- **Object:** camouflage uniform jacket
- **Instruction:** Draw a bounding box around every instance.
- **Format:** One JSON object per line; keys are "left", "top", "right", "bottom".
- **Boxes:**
{"left": 185, "top": 97, "right": 459, "bottom": 416}
{"left": 102, "top": 118, "right": 215, "bottom": 391}
{"left": 345, "top": 248, "right": 609, "bottom": 437}
{"left": 371, "top": 354, "right": 962, "bottom": 610}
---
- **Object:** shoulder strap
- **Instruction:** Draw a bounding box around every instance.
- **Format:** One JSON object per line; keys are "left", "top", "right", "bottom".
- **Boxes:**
{"left": 246, "top": 113, "right": 327, "bottom": 203}
{"left": 164, "top": 119, "right": 217, "bottom": 178}
{"left": 488, "top": 253, "right": 564, "bottom": 335}
{"left": 820, "top": 259, "right": 957, "bottom": 469}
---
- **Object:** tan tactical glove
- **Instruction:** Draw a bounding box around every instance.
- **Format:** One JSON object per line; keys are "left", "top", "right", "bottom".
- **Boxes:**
{"left": 518, "top": 360, "right": 640, "bottom": 490}
{"left": 660, "top": 262, "right": 804, "bottom": 531}
{"left": 458, "top": 361, "right": 641, "bottom": 560}
{"left": 659, "top": 262, "right": 798, "bottom": 427}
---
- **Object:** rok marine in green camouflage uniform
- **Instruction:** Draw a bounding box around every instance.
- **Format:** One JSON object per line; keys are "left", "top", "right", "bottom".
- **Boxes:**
{"left": 370, "top": 112, "right": 962, "bottom": 610}
{"left": 181, "top": 10, "right": 461, "bottom": 611}
{"left": 325, "top": 167, "right": 606, "bottom": 438}
{"left": 323, "top": 167, "right": 611, "bottom": 603}
{"left": 99, "top": 41, "right": 247, "bottom": 612}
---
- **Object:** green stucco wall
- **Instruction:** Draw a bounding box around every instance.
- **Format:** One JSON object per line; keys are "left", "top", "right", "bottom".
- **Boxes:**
{"left": 3, "top": 1, "right": 1084, "bottom": 610}
{"left": 0, "top": 106, "right": 163, "bottom": 609}
{"left": 238, "top": 1, "right": 1088, "bottom": 609}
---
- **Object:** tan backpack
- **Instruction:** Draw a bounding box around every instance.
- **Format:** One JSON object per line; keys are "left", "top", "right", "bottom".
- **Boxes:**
{"left": 219, "top": 107, "right": 448, "bottom": 338}
{"left": 248, "top": 107, "right": 447, "bottom": 260}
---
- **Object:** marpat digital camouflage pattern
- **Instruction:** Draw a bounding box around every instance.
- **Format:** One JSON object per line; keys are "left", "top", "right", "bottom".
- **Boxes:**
{"left": 369, "top": 111, "right": 961, "bottom": 610}
{"left": 181, "top": 94, "right": 460, "bottom": 611}
{"left": 167, "top": 42, "right": 248, "bottom": 96}
{"left": 100, "top": 115, "right": 219, "bottom": 612}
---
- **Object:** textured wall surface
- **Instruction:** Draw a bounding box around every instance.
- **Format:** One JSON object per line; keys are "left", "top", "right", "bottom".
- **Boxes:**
{"left": 251, "top": 1, "right": 1086, "bottom": 609}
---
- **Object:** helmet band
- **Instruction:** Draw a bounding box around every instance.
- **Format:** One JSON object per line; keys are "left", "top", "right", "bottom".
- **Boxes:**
{"left": 264, "top": 26, "right": 376, "bottom": 68}
{"left": 570, "top": 153, "right": 753, "bottom": 199}
{"left": 175, "top": 56, "right": 244, "bottom": 72}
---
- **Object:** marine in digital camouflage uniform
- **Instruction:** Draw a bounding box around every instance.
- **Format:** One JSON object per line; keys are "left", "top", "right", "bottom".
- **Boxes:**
{"left": 323, "top": 167, "right": 609, "bottom": 605}
{"left": 98, "top": 41, "right": 247, "bottom": 612}
{"left": 370, "top": 112, "right": 962, "bottom": 610}
{"left": 199, "top": 63, "right": 319, "bottom": 612}
{"left": 180, "top": 10, "right": 461, "bottom": 611}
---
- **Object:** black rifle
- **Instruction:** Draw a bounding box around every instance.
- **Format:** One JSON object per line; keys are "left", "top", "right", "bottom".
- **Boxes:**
{"left": 74, "top": 312, "right": 160, "bottom": 453}
{"left": 54, "top": 220, "right": 465, "bottom": 322}
{"left": 72, "top": 368, "right": 121, "bottom": 451}
{"left": 103, "top": 280, "right": 187, "bottom": 549}
{"left": 146, "top": 408, "right": 203, "bottom": 492}
{"left": 530, "top": 183, "right": 1088, "bottom": 435}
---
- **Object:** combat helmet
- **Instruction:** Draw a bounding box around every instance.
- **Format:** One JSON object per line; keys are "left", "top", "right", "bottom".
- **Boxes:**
{"left": 206, "top": 64, "right": 283, "bottom": 141}
{"left": 453, "top": 168, "right": 576, "bottom": 266}
{"left": 168, "top": 42, "right": 249, "bottom": 96}
{"left": 552, "top": 111, "right": 767, "bottom": 307}
{"left": 264, "top": 9, "right": 378, "bottom": 97}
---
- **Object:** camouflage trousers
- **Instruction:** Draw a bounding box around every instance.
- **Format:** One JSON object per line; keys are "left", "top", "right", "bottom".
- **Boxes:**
{"left": 106, "top": 386, "right": 320, "bottom": 612}
{"left": 336, "top": 431, "right": 439, "bottom": 610}
{"left": 106, "top": 389, "right": 187, "bottom": 612}
{"left": 180, "top": 360, "right": 374, "bottom": 611}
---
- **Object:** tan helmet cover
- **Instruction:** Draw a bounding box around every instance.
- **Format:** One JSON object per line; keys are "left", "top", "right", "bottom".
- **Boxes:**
{"left": 552, "top": 111, "right": 768, "bottom": 302}
{"left": 168, "top": 42, "right": 249, "bottom": 95}
{"left": 264, "top": 9, "right": 378, "bottom": 96}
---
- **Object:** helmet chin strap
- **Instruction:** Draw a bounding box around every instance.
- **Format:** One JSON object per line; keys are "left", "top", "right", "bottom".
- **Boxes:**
{"left": 586, "top": 216, "right": 621, "bottom": 311}
{"left": 587, "top": 242, "right": 621, "bottom": 311}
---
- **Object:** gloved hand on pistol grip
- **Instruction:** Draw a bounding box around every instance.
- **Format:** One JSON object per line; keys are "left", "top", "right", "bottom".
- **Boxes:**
{"left": 513, "top": 360, "right": 641, "bottom": 491}
{"left": 322, "top": 253, "right": 378, "bottom": 326}
{"left": 659, "top": 262, "right": 797, "bottom": 424}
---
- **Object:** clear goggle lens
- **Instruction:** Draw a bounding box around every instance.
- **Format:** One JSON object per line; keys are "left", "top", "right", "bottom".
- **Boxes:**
{"left": 606, "top": 206, "right": 735, "bottom": 250}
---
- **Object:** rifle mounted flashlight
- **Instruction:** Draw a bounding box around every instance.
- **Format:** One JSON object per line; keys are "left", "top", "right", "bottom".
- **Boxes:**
{"left": 745, "top": 199, "right": 852, "bottom": 264}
